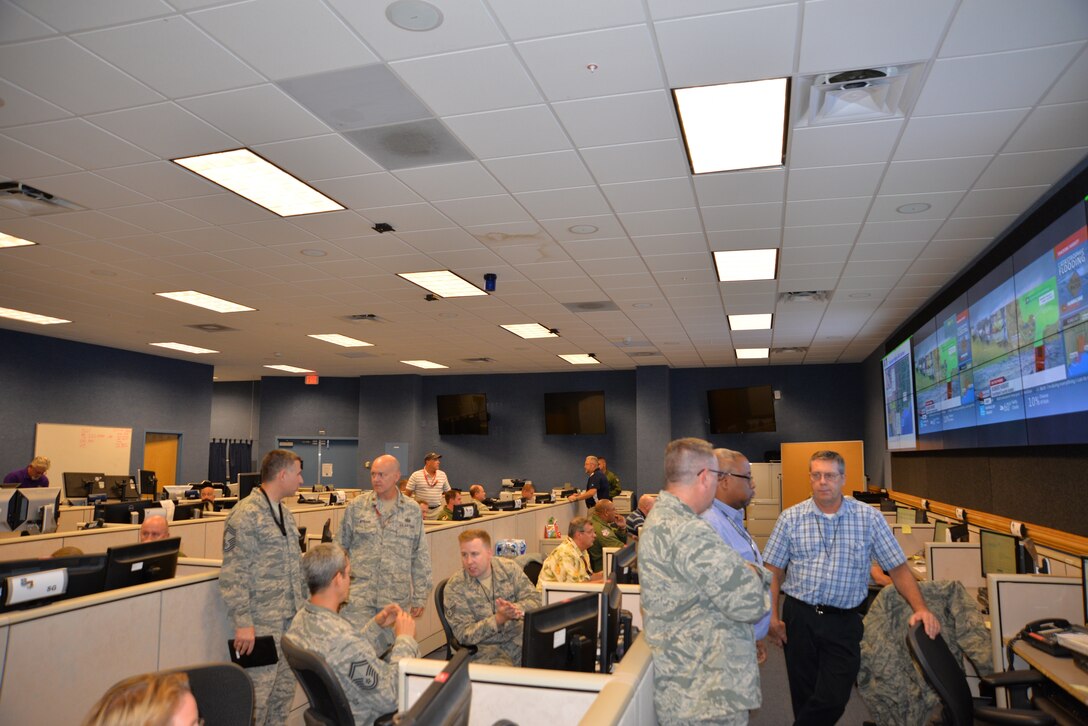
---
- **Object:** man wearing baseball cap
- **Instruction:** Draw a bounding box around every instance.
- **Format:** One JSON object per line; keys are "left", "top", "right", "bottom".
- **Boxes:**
{"left": 406, "top": 452, "right": 451, "bottom": 516}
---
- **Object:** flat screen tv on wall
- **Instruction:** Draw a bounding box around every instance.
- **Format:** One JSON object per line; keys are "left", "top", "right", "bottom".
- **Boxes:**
{"left": 707, "top": 384, "right": 777, "bottom": 434}
{"left": 437, "top": 393, "right": 489, "bottom": 435}
{"left": 544, "top": 391, "right": 606, "bottom": 435}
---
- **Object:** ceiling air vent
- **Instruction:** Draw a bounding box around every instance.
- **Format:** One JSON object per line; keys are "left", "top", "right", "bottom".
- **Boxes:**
{"left": 771, "top": 347, "right": 809, "bottom": 355}
{"left": 0, "top": 182, "right": 82, "bottom": 215}
{"left": 777, "top": 290, "right": 830, "bottom": 304}
{"left": 628, "top": 351, "right": 662, "bottom": 358}
{"left": 462, "top": 357, "right": 495, "bottom": 364}
{"left": 563, "top": 301, "right": 620, "bottom": 313}
{"left": 186, "top": 323, "right": 237, "bottom": 332}
{"left": 344, "top": 313, "right": 384, "bottom": 322}
{"left": 799, "top": 65, "right": 919, "bottom": 126}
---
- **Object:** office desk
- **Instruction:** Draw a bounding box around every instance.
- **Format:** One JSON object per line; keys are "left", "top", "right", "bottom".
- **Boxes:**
{"left": 1012, "top": 640, "right": 1088, "bottom": 708}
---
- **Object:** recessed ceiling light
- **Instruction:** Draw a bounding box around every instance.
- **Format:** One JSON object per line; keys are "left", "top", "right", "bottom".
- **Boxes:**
{"left": 397, "top": 270, "right": 487, "bottom": 298}
{"left": 501, "top": 323, "right": 559, "bottom": 339}
{"left": 736, "top": 347, "right": 769, "bottom": 359}
{"left": 172, "top": 148, "right": 344, "bottom": 217}
{"left": 156, "top": 290, "right": 255, "bottom": 313}
{"left": 674, "top": 77, "right": 790, "bottom": 173}
{"left": 713, "top": 249, "right": 778, "bottom": 282}
{"left": 385, "top": 0, "right": 443, "bottom": 31}
{"left": 558, "top": 353, "right": 600, "bottom": 365}
{"left": 308, "top": 333, "right": 373, "bottom": 348}
{"left": 264, "top": 364, "right": 315, "bottom": 374}
{"left": 150, "top": 342, "right": 219, "bottom": 354}
{"left": 402, "top": 359, "right": 448, "bottom": 369}
{"left": 728, "top": 313, "right": 773, "bottom": 331}
{"left": 568, "top": 224, "right": 599, "bottom": 234}
{"left": 300, "top": 248, "right": 327, "bottom": 257}
{"left": 896, "top": 202, "right": 931, "bottom": 214}
{"left": 0, "top": 306, "right": 70, "bottom": 325}
{"left": 0, "top": 232, "right": 36, "bottom": 248}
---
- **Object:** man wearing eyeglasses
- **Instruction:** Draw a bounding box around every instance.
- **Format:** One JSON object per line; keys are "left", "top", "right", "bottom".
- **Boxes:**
{"left": 763, "top": 450, "right": 940, "bottom": 726}
{"left": 701, "top": 448, "right": 770, "bottom": 665}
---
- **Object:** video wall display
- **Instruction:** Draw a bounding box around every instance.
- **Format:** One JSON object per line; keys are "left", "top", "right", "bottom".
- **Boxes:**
{"left": 882, "top": 339, "right": 916, "bottom": 450}
{"left": 885, "top": 198, "right": 1088, "bottom": 451}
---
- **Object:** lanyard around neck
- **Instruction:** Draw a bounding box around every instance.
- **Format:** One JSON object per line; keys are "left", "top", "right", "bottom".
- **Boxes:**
{"left": 259, "top": 487, "right": 287, "bottom": 537}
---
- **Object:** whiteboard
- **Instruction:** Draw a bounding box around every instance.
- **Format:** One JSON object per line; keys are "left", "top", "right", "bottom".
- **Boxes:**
{"left": 34, "top": 423, "right": 133, "bottom": 478}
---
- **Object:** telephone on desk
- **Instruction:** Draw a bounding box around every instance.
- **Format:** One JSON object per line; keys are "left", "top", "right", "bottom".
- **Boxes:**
{"left": 1015, "top": 618, "right": 1078, "bottom": 657}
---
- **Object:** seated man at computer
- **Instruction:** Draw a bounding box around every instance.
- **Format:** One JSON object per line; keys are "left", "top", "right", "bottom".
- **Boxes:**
{"left": 443, "top": 529, "right": 541, "bottom": 665}
{"left": 287, "top": 543, "right": 418, "bottom": 726}
{"left": 468, "top": 484, "right": 490, "bottom": 511}
{"left": 520, "top": 482, "right": 535, "bottom": 502}
{"left": 588, "top": 500, "right": 628, "bottom": 573}
{"left": 430, "top": 489, "right": 460, "bottom": 521}
{"left": 140, "top": 514, "right": 185, "bottom": 555}
{"left": 199, "top": 485, "right": 218, "bottom": 511}
{"left": 536, "top": 516, "right": 602, "bottom": 591}
{"left": 4, "top": 455, "right": 51, "bottom": 488}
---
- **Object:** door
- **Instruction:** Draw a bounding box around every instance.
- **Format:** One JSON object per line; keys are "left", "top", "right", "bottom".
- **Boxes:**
{"left": 144, "top": 433, "right": 180, "bottom": 492}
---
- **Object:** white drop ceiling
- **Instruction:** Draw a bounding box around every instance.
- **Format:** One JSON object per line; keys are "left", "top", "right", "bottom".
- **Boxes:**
{"left": 0, "top": 0, "right": 1086, "bottom": 380}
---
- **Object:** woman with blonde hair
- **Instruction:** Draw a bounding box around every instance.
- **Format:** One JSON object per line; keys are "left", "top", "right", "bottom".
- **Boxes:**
{"left": 82, "top": 672, "right": 199, "bottom": 726}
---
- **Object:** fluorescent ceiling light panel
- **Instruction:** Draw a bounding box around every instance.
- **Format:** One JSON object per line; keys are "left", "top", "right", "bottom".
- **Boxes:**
{"left": 558, "top": 354, "right": 599, "bottom": 365}
{"left": 150, "top": 342, "right": 219, "bottom": 354}
{"left": 0, "top": 232, "right": 36, "bottom": 248}
{"left": 728, "top": 313, "right": 773, "bottom": 331}
{"left": 401, "top": 359, "right": 448, "bottom": 369}
{"left": 264, "top": 364, "right": 315, "bottom": 373}
{"left": 155, "top": 290, "right": 255, "bottom": 313}
{"left": 501, "top": 323, "right": 558, "bottom": 339}
{"left": 736, "top": 347, "right": 769, "bottom": 359}
{"left": 0, "top": 306, "right": 70, "bottom": 325}
{"left": 308, "top": 333, "right": 373, "bottom": 348}
{"left": 172, "top": 148, "right": 344, "bottom": 217}
{"left": 713, "top": 249, "right": 778, "bottom": 282}
{"left": 674, "top": 78, "right": 789, "bottom": 173}
{"left": 397, "top": 270, "right": 487, "bottom": 298}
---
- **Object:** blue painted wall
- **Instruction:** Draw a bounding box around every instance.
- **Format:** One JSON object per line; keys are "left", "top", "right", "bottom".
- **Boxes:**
{"left": 0, "top": 328, "right": 212, "bottom": 482}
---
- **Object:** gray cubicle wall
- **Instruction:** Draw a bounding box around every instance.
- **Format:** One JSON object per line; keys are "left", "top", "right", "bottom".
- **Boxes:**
{"left": 0, "top": 328, "right": 213, "bottom": 483}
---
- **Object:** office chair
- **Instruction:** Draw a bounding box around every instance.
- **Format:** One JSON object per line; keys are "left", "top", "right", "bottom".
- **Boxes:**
{"left": 160, "top": 662, "right": 253, "bottom": 726}
{"left": 435, "top": 577, "right": 478, "bottom": 660}
{"left": 522, "top": 559, "right": 543, "bottom": 586}
{"left": 281, "top": 634, "right": 354, "bottom": 726}
{"left": 906, "top": 622, "right": 1055, "bottom": 725}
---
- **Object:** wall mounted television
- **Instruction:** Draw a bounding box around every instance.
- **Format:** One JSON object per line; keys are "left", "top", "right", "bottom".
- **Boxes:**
{"left": 893, "top": 196, "right": 1088, "bottom": 451}
{"left": 882, "top": 338, "right": 916, "bottom": 450}
{"left": 436, "top": 393, "right": 489, "bottom": 435}
{"left": 544, "top": 391, "right": 605, "bottom": 435}
{"left": 706, "top": 384, "right": 776, "bottom": 434}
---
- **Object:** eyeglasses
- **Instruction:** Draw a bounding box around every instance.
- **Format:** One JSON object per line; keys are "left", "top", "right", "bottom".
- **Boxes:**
{"left": 730, "top": 472, "right": 753, "bottom": 481}
{"left": 809, "top": 471, "right": 843, "bottom": 482}
{"left": 703, "top": 468, "right": 729, "bottom": 482}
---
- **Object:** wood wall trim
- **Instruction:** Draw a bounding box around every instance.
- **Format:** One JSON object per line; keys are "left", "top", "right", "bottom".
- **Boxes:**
{"left": 889, "top": 491, "right": 1088, "bottom": 557}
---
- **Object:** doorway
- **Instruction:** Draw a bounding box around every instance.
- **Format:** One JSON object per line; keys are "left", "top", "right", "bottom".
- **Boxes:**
{"left": 144, "top": 432, "right": 180, "bottom": 491}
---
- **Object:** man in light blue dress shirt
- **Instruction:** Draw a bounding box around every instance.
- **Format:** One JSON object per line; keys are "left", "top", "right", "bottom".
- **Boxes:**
{"left": 702, "top": 448, "right": 770, "bottom": 664}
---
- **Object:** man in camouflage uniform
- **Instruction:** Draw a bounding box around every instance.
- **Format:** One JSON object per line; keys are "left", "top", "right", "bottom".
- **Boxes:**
{"left": 338, "top": 454, "right": 431, "bottom": 648}
{"left": 220, "top": 449, "right": 308, "bottom": 726}
{"left": 640, "top": 437, "right": 772, "bottom": 726}
{"left": 469, "top": 484, "right": 491, "bottom": 511}
{"left": 598, "top": 455, "right": 622, "bottom": 500}
{"left": 443, "top": 529, "right": 541, "bottom": 665}
{"left": 536, "top": 516, "right": 600, "bottom": 591}
{"left": 587, "top": 499, "right": 628, "bottom": 573}
{"left": 286, "top": 543, "right": 419, "bottom": 725}
{"left": 429, "top": 488, "right": 459, "bottom": 521}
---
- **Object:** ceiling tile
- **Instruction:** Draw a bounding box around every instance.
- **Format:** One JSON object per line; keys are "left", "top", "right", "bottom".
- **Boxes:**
{"left": 97, "top": 161, "right": 220, "bottom": 200}
{"left": 849, "top": 240, "right": 926, "bottom": 261}
{"left": 329, "top": 0, "right": 504, "bottom": 60}
{"left": 553, "top": 90, "right": 677, "bottom": 147}
{"left": 894, "top": 109, "right": 1028, "bottom": 160}
{"left": 88, "top": 102, "right": 238, "bottom": 158}
{"left": 312, "top": 173, "right": 421, "bottom": 209}
{"left": 489, "top": 0, "right": 647, "bottom": 40}
{"left": 180, "top": 85, "right": 329, "bottom": 146}
{"left": 559, "top": 237, "right": 639, "bottom": 261}
{"left": 191, "top": 0, "right": 378, "bottom": 80}
{"left": 787, "top": 164, "right": 885, "bottom": 202}
{"left": 434, "top": 195, "right": 533, "bottom": 227}
{"left": 856, "top": 218, "right": 942, "bottom": 244}
{"left": 515, "top": 187, "right": 611, "bottom": 220}
{"left": 791, "top": 119, "right": 903, "bottom": 167}
{"left": 394, "top": 162, "right": 505, "bottom": 201}
{"left": 25, "top": 171, "right": 151, "bottom": 209}
{"left": 940, "top": 0, "right": 1088, "bottom": 57}
{"left": 580, "top": 139, "right": 690, "bottom": 184}
{"left": 867, "top": 190, "right": 966, "bottom": 222}
{"left": 656, "top": 5, "right": 797, "bottom": 86}
{"left": 1004, "top": 100, "right": 1088, "bottom": 153}
{"left": 444, "top": 106, "right": 571, "bottom": 159}
{"left": 0, "top": 133, "right": 81, "bottom": 179}
{"left": 975, "top": 147, "right": 1088, "bottom": 189}
{"left": 167, "top": 193, "right": 272, "bottom": 226}
{"left": 619, "top": 208, "right": 704, "bottom": 237}
{"left": 483, "top": 150, "right": 594, "bottom": 193}
{"left": 10, "top": 0, "right": 172, "bottom": 32}
{"left": 603, "top": 178, "right": 696, "bottom": 213}
{"left": 392, "top": 45, "right": 542, "bottom": 116}
{"left": 1043, "top": 45, "right": 1088, "bottom": 105}
{"left": 255, "top": 135, "right": 384, "bottom": 180}
{"left": 694, "top": 168, "right": 784, "bottom": 206}
{"left": 782, "top": 223, "right": 859, "bottom": 247}
{"left": 785, "top": 196, "right": 871, "bottom": 227}
{"left": 4, "top": 118, "right": 156, "bottom": 170}
{"left": 0, "top": 78, "right": 71, "bottom": 127}
{"left": 516, "top": 25, "right": 664, "bottom": 102}
{"left": 702, "top": 202, "right": 782, "bottom": 232}
{"left": 879, "top": 156, "right": 990, "bottom": 195}
{"left": 954, "top": 185, "right": 1050, "bottom": 219}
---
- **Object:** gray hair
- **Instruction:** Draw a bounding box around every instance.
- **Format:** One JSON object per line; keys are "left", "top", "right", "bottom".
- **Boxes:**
{"left": 713, "top": 448, "right": 746, "bottom": 470}
{"left": 301, "top": 542, "right": 348, "bottom": 595}
{"left": 664, "top": 437, "right": 714, "bottom": 484}
{"left": 568, "top": 516, "right": 591, "bottom": 537}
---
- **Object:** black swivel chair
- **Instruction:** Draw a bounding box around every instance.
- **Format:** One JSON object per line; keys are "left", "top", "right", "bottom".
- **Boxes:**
{"left": 435, "top": 577, "right": 479, "bottom": 660}
{"left": 906, "top": 622, "right": 1055, "bottom": 725}
{"left": 160, "top": 663, "right": 253, "bottom": 726}
{"left": 522, "top": 559, "right": 543, "bottom": 586}
{"left": 281, "top": 634, "right": 354, "bottom": 726}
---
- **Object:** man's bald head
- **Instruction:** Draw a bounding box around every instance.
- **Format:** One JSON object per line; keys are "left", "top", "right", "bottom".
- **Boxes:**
{"left": 140, "top": 515, "right": 169, "bottom": 543}
{"left": 638, "top": 494, "right": 655, "bottom": 515}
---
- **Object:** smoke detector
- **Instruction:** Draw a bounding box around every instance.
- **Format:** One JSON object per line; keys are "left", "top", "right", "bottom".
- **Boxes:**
{"left": 0, "top": 182, "right": 82, "bottom": 215}
{"left": 800, "top": 65, "right": 919, "bottom": 126}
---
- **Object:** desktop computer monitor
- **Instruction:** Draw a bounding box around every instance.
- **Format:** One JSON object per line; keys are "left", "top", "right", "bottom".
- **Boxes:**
{"left": 106, "top": 475, "right": 138, "bottom": 500}
{"left": 102, "top": 537, "right": 180, "bottom": 592}
{"left": 172, "top": 501, "right": 203, "bottom": 521}
{"left": 94, "top": 500, "right": 157, "bottom": 525}
{"left": 879, "top": 499, "right": 897, "bottom": 512}
{"left": 162, "top": 484, "right": 191, "bottom": 500}
{"left": 933, "top": 520, "right": 949, "bottom": 543}
{"left": 521, "top": 592, "right": 598, "bottom": 672}
{"left": 896, "top": 507, "right": 915, "bottom": 525}
{"left": 599, "top": 577, "right": 632, "bottom": 674}
{"left": 949, "top": 523, "right": 969, "bottom": 542}
{"left": 1081, "top": 556, "right": 1087, "bottom": 625}
{"left": 6, "top": 487, "right": 62, "bottom": 534}
{"left": 238, "top": 472, "right": 261, "bottom": 499}
{"left": 396, "top": 647, "right": 472, "bottom": 726}
{"left": 612, "top": 541, "right": 638, "bottom": 585}
{"left": 979, "top": 529, "right": 1032, "bottom": 577}
{"left": 0, "top": 554, "right": 107, "bottom": 613}
{"left": 63, "top": 472, "right": 106, "bottom": 500}
{"left": 137, "top": 469, "right": 158, "bottom": 497}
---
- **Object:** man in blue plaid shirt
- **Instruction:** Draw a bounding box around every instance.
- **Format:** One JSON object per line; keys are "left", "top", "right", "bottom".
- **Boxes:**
{"left": 763, "top": 450, "right": 940, "bottom": 726}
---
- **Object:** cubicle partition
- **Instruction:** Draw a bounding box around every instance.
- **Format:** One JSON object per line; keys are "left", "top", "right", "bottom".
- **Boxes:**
{"left": 924, "top": 541, "right": 984, "bottom": 589}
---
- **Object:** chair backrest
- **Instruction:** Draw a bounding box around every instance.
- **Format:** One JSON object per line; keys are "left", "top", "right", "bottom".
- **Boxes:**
{"left": 160, "top": 662, "right": 253, "bottom": 726}
{"left": 281, "top": 634, "right": 354, "bottom": 726}
{"left": 906, "top": 622, "right": 974, "bottom": 726}
{"left": 435, "top": 577, "right": 466, "bottom": 659}
{"left": 522, "top": 559, "right": 543, "bottom": 586}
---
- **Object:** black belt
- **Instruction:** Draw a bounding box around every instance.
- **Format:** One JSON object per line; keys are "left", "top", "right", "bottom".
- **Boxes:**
{"left": 787, "top": 595, "right": 861, "bottom": 616}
